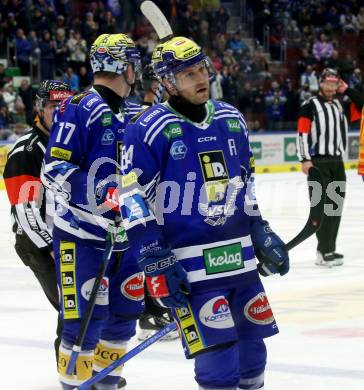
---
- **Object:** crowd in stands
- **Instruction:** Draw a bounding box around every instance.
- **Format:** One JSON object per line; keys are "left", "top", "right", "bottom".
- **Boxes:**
{"left": 0, "top": 0, "right": 364, "bottom": 140}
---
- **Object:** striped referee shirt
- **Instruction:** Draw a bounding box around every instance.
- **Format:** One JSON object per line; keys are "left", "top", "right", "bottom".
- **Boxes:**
{"left": 296, "top": 95, "right": 348, "bottom": 161}
{"left": 3, "top": 120, "right": 53, "bottom": 251}
{"left": 297, "top": 89, "right": 364, "bottom": 161}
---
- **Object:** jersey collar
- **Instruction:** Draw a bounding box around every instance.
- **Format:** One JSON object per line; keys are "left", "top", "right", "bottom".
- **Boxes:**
{"left": 164, "top": 100, "right": 215, "bottom": 130}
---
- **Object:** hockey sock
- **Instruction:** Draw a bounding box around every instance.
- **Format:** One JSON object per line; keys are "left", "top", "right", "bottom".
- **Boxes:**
{"left": 58, "top": 340, "right": 94, "bottom": 389}
{"left": 93, "top": 339, "right": 127, "bottom": 387}
{"left": 239, "top": 372, "right": 265, "bottom": 389}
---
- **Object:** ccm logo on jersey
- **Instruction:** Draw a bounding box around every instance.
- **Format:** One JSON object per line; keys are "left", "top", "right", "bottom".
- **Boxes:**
{"left": 144, "top": 254, "right": 177, "bottom": 274}
{"left": 198, "top": 136, "right": 217, "bottom": 143}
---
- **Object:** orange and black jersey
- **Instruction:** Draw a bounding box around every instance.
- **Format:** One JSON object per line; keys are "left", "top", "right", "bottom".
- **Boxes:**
{"left": 3, "top": 124, "right": 53, "bottom": 251}
{"left": 296, "top": 88, "right": 364, "bottom": 161}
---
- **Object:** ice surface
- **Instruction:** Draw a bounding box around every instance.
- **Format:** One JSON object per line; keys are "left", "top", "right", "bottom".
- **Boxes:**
{"left": 0, "top": 171, "right": 363, "bottom": 389}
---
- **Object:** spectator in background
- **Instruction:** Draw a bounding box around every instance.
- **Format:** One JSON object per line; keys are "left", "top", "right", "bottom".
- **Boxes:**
{"left": 250, "top": 85, "right": 267, "bottom": 130}
{"left": 223, "top": 49, "right": 237, "bottom": 67}
{"left": 348, "top": 68, "right": 363, "bottom": 92}
{"left": 196, "top": 20, "right": 210, "bottom": 50}
{"left": 228, "top": 32, "right": 249, "bottom": 56}
{"left": 39, "top": 30, "right": 56, "bottom": 79}
{"left": 237, "top": 81, "right": 253, "bottom": 113}
{"left": 299, "top": 83, "right": 313, "bottom": 103}
{"left": 340, "top": 7, "right": 358, "bottom": 33}
{"left": 63, "top": 67, "right": 79, "bottom": 92}
{"left": 55, "top": 28, "right": 69, "bottom": 77}
{"left": 78, "top": 65, "right": 92, "bottom": 91}
{"left": 264, "top": 80, "right": 287, "bottom": 130}
{"left": 215, "top": 5, "right": 230, "bottom": 34}
{"left": 0, "top": 64, "right": 7, "bottom": 88}
{"left": 7, "top": 122, "right": 27, "bottom": 141}
{"left": 67, "top": 31, "right": 87, "bottom": 73}
{"left": 99, "top": 10, "right": 117, "bottom": 34}
{"left": 251, "top": 47, "right": 270, "bottom": 80}
{"left": 18, "top": 79, "right": 34, "bottom": 126}
{"left": 337, "top": 53, "right": 356, "bottom": 80}
{"left": 284, "top": 78, "right": 300, "bottom": 124}
{"left": 312, "top": 33, "right": 334, "bottom": 66}
{"left": 5, "top": 12, "right": 18, "bottom": 38}
{"left": 3, "top": 83, "right": 22, "bottom": 116}
{"left": 28, "top": 30, "right": 39, "bottom": 54}
{"left": 357, "top": 7, "right": 364, "bottom": 32}
{"left": 15, "top": 28, "right": 32, "bottom": 75}
{"left": 300, "top": 65, "right": 319, "bottom": 93}
{"left": 82, "top": 12, "right": 99, "bottom": 44}
{"left": 270, "top": 23, "right": 284, "bottom": 61}
{"left": 286, "top": 18, "right": 302, "bottom": 47}
{"left": 326, "top": 6, "right": 341, "bottom": 31}
{"left": 210, "top": 70, "right": 223, "bottom": 100}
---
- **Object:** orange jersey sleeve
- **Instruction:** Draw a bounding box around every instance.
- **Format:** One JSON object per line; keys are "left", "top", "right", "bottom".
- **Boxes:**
{"left": 358, "top": 111, "right": 364, "bottom": 176}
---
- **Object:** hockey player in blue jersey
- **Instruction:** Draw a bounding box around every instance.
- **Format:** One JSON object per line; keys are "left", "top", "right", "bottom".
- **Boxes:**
{"left": 41, "top": 34, "right": 144, "bottom": 390}
{"left": 120, "top": 37, "right": 290, "bottom": 390}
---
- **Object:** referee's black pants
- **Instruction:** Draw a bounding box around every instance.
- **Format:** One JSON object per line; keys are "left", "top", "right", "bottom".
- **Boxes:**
{"left": 311, "top": 156, "right": 346, "bottom": 254}
{"left": 14, "top": 234, "right": 62, "bottom": 363}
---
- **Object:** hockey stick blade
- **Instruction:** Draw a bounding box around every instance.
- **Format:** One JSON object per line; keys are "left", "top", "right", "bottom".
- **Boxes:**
{"left": 285, "top": 166, "right": 325, "bottom": 251}
{"left": 75, "top": 322, "right": 178, "bottom": 390}
{"left": 140, "top": 1, "right": 173, "bottom": 41}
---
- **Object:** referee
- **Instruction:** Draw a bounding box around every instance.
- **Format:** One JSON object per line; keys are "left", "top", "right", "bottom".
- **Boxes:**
{"left": 3, "top": 80, "right": 72, "bottom": 360}
{"left": 296, "top": 68, "right": 364, "bottom": 267}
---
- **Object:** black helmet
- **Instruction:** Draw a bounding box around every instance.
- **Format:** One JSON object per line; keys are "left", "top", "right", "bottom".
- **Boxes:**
{"left": 319, "top": 68, "right": 339, "bottom": 84}
{"left": 36, "top": 80, "right": 72, "bottom": 111}
{"left": 141, "top": 63, "right": 159, "bottom": 91}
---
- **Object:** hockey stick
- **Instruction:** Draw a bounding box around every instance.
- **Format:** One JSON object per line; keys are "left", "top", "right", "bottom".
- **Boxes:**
{"left": 258, "top": 166, "right": 325, "bottom": 275}
{"left": 285, "top": 166, "right": 325, "bottom": 251}
{"left": 75, "top": 322, "right": 178, "bottom": 390}
{"left": 66, "top": 221, "right": 120, "bottom": 375}
{"left": 140, "top": 1, "right": 173, "bottom": 42}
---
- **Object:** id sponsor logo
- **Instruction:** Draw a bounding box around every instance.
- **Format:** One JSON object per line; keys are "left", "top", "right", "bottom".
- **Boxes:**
{"left": 81, "top": 277, "right": 109, "bottom": 305}
{"left": 60, "top": 247, "right": 75, "bottom": 265}
{"left": 63, "top": 294, "right": 76, "bottom": 310}
{"left": 176, "top": 306, "right": 192, "bottom": 321}
{"left": 198, "top": 150, "right": 229, "bottom": 202}
{"left": 121, "top": 272, "right": 144, "bottom": 301}
{"left": 244, "top": 292, "right": 275, "bottom": 325}
{"left": 203, "top": 242, "right": 243, "bottom": 274}
{"left": 61, "top": 271, "right": 75, "bottom": 288}
{"left": 199, "top": 296, "right": 234, "bottom": 329}
{"left": 183, "top": 324, "right": 200, "bottom": 346}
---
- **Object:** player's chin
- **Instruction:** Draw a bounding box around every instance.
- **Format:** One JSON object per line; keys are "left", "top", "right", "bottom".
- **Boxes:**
{"left": 195, "top": 87, "right": 209, "bottom": 102}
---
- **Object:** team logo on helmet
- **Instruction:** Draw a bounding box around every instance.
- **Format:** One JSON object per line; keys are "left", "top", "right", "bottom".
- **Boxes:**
{"left": 90, "top": 33, "right": 141, "bottom": 77}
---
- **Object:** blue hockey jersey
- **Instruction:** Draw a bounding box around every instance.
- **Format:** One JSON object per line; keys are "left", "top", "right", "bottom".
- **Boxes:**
{"left": 120, "top": 100, "right": 262, "bottom": 291}
{"left": 41, "top": 88, "right": 141, "bottom": 247}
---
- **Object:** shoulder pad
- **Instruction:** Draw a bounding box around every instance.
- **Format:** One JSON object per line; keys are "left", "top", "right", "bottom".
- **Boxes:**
{"left": 70, "top": 91, "right": 91, "bottom": 105}
{"left": 215, "top": 100, "right": 237, "bottom": 111}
